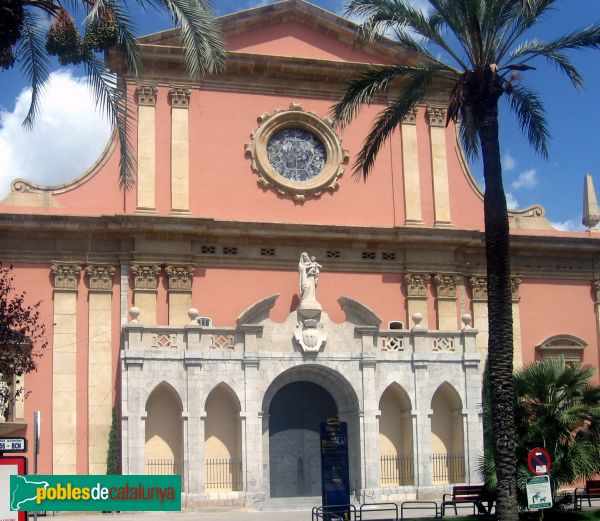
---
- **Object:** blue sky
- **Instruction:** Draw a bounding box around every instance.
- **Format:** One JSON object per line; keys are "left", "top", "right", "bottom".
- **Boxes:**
{"left": 1, "top": 0, "right": 599, "bottom": 230}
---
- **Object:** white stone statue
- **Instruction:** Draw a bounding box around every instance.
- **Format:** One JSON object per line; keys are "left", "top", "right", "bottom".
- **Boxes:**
{"left": 299, "top": 252, "right": 322, "bottom": 304}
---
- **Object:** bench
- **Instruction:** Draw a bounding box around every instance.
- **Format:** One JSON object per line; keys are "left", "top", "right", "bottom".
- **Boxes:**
{"left": 575, "top": 480, "right": 600, "bottom": 510}
{"left": 441, "top": 485, "right": 494, "bottom": 517}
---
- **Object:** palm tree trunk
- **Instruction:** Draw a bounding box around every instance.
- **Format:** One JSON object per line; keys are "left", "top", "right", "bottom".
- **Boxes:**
{"left": 477, "top": 94, "right": 519, "bottom": 521}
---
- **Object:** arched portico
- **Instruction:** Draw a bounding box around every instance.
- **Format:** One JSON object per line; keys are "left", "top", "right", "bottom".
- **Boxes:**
{"left": 261, "top": 365, "right": 361, "bottom": 498}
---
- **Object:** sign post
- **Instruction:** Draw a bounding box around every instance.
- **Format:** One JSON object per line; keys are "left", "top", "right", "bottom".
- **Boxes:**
{"left": 320, "top": 419, "right": 350, "bottom": 521}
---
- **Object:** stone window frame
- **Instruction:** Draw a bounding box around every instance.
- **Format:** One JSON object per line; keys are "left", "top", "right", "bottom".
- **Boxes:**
{"left": 537, "top": 334, "right": 587, "bottom": 366}
{"left": 245, "top": 103, "right": 349, "bottom": 201}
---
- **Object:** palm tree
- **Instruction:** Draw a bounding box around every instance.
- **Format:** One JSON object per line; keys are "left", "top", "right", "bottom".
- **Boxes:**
{"left": 482, "top": 357, "right": 600, "bottom": 509}
{"left": 0, "top": 0, "right": 226, "bottom": 188}
{"left": 331, "top": 2, "right": 600, "bottom": 520}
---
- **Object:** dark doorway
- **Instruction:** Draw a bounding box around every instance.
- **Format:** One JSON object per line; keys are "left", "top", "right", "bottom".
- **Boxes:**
{"left": 269, "top": 381, "right": 337, "bottom": 497}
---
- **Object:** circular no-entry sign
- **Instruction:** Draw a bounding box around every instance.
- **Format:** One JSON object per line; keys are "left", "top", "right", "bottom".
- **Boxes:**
{"left": 528, "top": 447, "right": 551, "bottom": 475}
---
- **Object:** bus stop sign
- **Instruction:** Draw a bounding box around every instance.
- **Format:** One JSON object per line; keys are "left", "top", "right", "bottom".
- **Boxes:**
{"left": 528, "top": 447, "right": 551, "bottom": 475}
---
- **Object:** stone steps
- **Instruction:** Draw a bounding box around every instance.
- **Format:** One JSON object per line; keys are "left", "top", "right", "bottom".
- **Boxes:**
{"left": 263, "top": 496, "right": 322, "bottom": 511}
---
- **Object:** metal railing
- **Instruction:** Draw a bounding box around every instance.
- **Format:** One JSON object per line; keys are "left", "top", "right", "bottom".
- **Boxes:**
{"left": 380, "top": 454, "right": 414, "bottom": 486}
{"left": 205, "top": 458, "right": 243, "bottom": 491}
{"left": 145, "top": 458, "right": 184, "bottom": 488}
{"left": 432, "top": 453, "right": 465, "bottom": 483}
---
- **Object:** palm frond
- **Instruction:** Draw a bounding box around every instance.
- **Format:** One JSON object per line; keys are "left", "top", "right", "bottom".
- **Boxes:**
{"left": 16, "top": 9, "right": 50, "bottom": 129}
{"left": 84, "top": 54, "right": 135, "bottom": 188}
{"left": 458, "top": 105, "right": 480, "bottom": 160}
{"left": 160, "top": 0, "right": 226, "bottom": 79}
{"left": 506, "top": 84, "right": 549, "bottom": 158}
{"left": 352, "top": 67, "right": 435, "bottom": 179}
{"left": 84, "top": 0, "right": 142, "bottom": 76}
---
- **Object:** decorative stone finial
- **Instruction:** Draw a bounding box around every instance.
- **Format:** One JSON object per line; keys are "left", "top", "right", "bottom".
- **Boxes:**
{"left": 411, "top": 312, "right": 423, "bottom": 329}
{"left": 188, "top": 308, "right": 199, "bottom": 324}
{"left": 461, "top": 313, "right": 472, "bottom": 329}
{"left": 583, "top": 174, "right": 600, "bottom": 229}
{"left": 136, "top": 85, "right": 158, "bottom": 106}
{"left": 129, "top": 306, "right": 140, "bottom": 323}
{"left": 405, "top": 273, "right": 430, "bottom": 297}
{"left": 51, "top": 263, "right": 81, "bottom": 290}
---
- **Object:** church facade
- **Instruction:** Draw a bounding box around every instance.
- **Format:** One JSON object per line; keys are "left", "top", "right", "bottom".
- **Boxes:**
{"left": 1, "top": 0, "right": 599, "bottom": 507}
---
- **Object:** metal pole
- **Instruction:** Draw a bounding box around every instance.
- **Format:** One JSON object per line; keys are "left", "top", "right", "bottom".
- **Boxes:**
{"left": 33, "top": 410, "right": 40, "bottom": 521}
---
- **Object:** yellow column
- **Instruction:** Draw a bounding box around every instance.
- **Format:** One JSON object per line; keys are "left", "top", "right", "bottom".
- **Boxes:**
{"left": 169, "top": 87, "right": 191, "bottom": 214}
{"left": 85, "top": 265, "right": 115, "bottom": 474}
{"left": 427, "top": 107, "right": 452, "bottom": 227}
{"left": 131, "top": 265, "right": 161, "bottom": 325}
{"left": 136, "top": 85, "right": 157, "bottom": 212}
{"left": 401, "top": 107, "right": 423, "bottom": 225}
{"left": 51, "top": 263, "right": 81, "bottom": 474}
{"left": 469, "top": 276, "right": 489, "bottom": 371}
{"left": 404, "top": 273, "right": 431, "bottom": 328}
{"left": 433, "top": 274, "right": 460, "bottom": 330}
{"left": 165, "top": 265, "right": 194, "bottom": 325}
{"left": 511, "top": 277, "right": 523, "bottom": 369}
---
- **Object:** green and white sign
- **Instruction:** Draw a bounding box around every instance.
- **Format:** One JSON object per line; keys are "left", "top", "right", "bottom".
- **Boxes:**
{"left": 10, "top": 475, "right": 181, "bottom": 511}
{"left": 526, "top": 475, "right": 553, "bottom": 510}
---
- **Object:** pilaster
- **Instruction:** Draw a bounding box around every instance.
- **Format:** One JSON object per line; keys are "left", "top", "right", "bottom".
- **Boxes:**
{"left": 469, "top": 276, "right": 489, "bottom": 371}
{"left": 85, "top": 265, "right": 115, "bottom": 474}
{"left": 136, "top": 84, "right": 157, "bottom": 212}
{"left": 131, "top": 264, "right": 160, "bottom": 325}
{"left": 511, "top": 277, "right": 523, "bottom": 369}
{"left": 165, "top": 265, "right": 194, "bottom": 325}
{"left": 360, "top": 355, "right": 379, "bottom": 490}
{"left": 405, "top": 273, "right": 431, "bottom": 328}
{"left": 427, "top": 106, "right": 452, "bottom": 227}
{"left": 51, "top": 262, "right": 81, "bottom": 474}
{"left": 401, "top": 107, "right": 423, "bottom": 225}
{"left": 169, "top": 87, "right": 191, "bottom": 214}
{"left": 433, "top": 273, "right": 460, "bottom": 330}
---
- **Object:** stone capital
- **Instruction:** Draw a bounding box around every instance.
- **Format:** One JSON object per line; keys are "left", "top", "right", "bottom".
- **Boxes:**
{"left": 131, "top": 264, "right": 161, "bottom": 290}
{"left": 433, "top": 273, "right": 461, "bottom": 298}
{"left": 51, "top": 263, "right": 81, "bottom": 290}
{"left": 593, "top": 279, "right": 600, "bottom": 303}
{"left": 85, "top": 265, "right": 116, "bottom": 291}
{"left": 169, "top": 87, "right": 191, "bottom": 108}
{"left": 402, "top": 106, "right": 418, "bottom": 125}
{"left": 469, "top": 276, "right": 488, "bottom": 301}
{"left": 136, "top": 85, "right": 158, "bottom": 107}
{"left": 426, "top": 106, "right": 447, "bottom": 127}
{"left": 165, "top": 265, "right": 195, "bottom": 291}
{"left": 404, "top": 273, "right": 430, "bottom": 297}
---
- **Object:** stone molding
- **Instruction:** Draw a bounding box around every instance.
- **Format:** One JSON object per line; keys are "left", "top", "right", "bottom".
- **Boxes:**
{"left": 136, "top": 85, "right": 158, "bottom": 106}
{"left": 404, "top": 273, "right": 430, "bottom": 297}
{"left": 401, "top": 107, "right": 419, "bottom": 125}
{"left": 131, "top": 265, "right": 161, "bottom": 290}
{"left": 169, "top": 87, "right": 191, "bottom": 108}
{"left": 426, "top": 106, "right": 447, "bottom": 127}
{"left": 85, "top": 265, "right": 116, "bottom": 291}
{"left": 51, "top": 263, "right": 81, "bottom": 290}
{"left": 469, "top": 276, "right": 488, "bottom": 301}
{"left": 433, "top": 273, "right": 461, "bottom": 298}
{"left": 165, "top": 265, "right": 195, "bottom": 291}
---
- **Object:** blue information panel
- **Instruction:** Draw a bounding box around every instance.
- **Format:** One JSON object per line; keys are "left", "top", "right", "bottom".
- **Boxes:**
{"left": 320, "top": 420, "right": 350, "bottom": 521}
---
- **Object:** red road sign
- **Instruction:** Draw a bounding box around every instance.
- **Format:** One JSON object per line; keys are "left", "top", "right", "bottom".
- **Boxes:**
{"left": 528, "top": 447, "right": 551, "bottom": 475}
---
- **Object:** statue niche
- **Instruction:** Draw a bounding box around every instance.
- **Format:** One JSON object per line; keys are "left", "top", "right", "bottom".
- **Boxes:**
{"left": 294, "top": 253, "right": 327, "bottom": 353}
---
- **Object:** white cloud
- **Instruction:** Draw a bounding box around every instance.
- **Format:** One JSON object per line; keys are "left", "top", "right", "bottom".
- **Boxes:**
{"left": 502, "top": 150, "right": 516, "bottom": 172}
{"left": 550, "top": 218, "right": 586, "bottom": 232}
{"left": 0, "top": 70, "right": 112, "bottom": 198}
{"left": 506, "top": 192, "right": 519, "bottom": 210}
{"left": 511, "top": 168, "right": 537, "bottom": 190}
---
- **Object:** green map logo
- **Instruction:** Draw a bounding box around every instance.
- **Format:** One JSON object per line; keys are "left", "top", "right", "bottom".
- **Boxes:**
{"left": 10, "top": 475, "right": 181, "bottom": 511}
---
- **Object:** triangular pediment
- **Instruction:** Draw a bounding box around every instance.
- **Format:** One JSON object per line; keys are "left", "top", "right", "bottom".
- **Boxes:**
{"left": 138, "top": 0, "right": 423, "bottom": 66}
